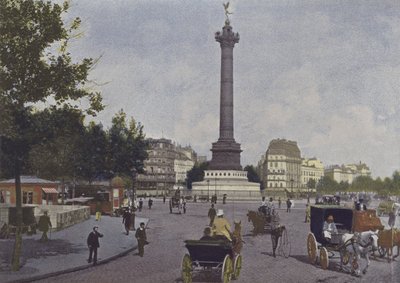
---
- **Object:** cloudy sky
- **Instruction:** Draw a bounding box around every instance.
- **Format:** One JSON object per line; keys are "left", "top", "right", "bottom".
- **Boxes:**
{"left": 65, "top": 0, "right": 400, "bottom": 178}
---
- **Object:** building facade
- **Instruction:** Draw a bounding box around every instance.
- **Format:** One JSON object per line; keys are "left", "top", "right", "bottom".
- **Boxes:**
{"left": 0, "top": 176, "right": 59, "bottom": 205}
{"left": 301, "top": 158, "right": 324, "bottom": 188}
{"left": 136, "top": 138, "right": 196, "bottom": 196}
{"left": 324, "top": 162, "right": 371, "bottom": 184}
{"left": 259, "top": 139, "right": 302, "bottom": 191}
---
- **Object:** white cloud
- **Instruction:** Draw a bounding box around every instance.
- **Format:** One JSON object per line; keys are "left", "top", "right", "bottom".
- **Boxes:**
{"left": 69, "top": 1, "right": 400, "bottom": 178}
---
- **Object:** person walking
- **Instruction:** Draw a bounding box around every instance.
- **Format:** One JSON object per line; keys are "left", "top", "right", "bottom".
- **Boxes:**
{"left": 148, "top": 198, "right": 153, "bottom": 209}
{"left": 95, "top": 201, "right": 102, "bottom": 221}
{"left": 122, "top": 209, "right": 132, "bottom": 235}
{"left": 87, "top": 226, "right": 103, "bottom": 265}
{"left": 208, "top": 203, "right": 217, "bottom": 226}
{"left": 135, "top": 222, "right": 148, "bottom": 257}
{"left": 38, "top": 210, "right": 52, "bottom": 242}
{"left": 286, "top": 198, "right": 292, "bottom": 213}
{"left": 138, "top": 198, "right": 143, "bottom": 212}
{"left": 278, "top": 197, "right": 281, "bottom": 209}
{"left": 163, "top": 194, "right": 166, "bottom": 204}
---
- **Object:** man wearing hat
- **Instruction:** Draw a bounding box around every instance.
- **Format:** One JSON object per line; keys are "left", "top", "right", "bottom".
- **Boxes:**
{"left": 323, "top": 215, "right": 338, "bottom": 242}
{"left": 87, "top": 226, "right": 103, "bottom": 265}
{"left": 135, "top": 222, "right": 148, "bottom": 257}
{"left": 38, "top": 210, "right": 52, "bottom": 242}
{"left": 212, "top": 209, "right": 232, "bottom": 241}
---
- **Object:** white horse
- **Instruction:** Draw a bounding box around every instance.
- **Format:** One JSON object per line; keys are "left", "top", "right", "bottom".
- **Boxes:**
{"left": 340, "top": 230, "right": 379, "bottom": 276}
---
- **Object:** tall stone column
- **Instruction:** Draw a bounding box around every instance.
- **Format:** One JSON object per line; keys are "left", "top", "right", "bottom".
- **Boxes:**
{"left": 209, "top": 23, "right": 242, "bottom": 170}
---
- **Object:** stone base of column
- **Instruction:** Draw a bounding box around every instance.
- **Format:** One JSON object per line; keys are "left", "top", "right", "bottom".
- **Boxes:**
{"left": 209, "top": 139, "right": 242, "bottom": 170}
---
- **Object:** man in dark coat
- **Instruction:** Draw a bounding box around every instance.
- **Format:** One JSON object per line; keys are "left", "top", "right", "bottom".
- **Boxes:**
{"left": 87, "top": 226, "right": 103, "bottom": 265}
{"left": 122, "top": 209, "right": 132, "bottom": 235}
{"left": 208, "top": 203, "right": 217, "bottom": 226}
{"left": 148, "top": 198, "right": 153, "bottom": 209}
{"left": 135, "top": 222, "right": 148, "bottom": 257}
{"left": 38, "top": 211, "right": 52, "bottom": 241}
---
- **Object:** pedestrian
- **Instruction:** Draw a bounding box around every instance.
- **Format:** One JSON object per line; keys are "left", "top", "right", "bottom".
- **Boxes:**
{"left": 223, "top": 194, "right": 227, "bottom": 204}
{"left": 135, "top": 222, "right": 148, "bottom": 257}
{"left": 38, "top": 210, "right": 52, "bottom": 242}
{"left": 208, "top": 203, "right": 217, "bottom": 226}
{"left": 183, "top": 198, "right": 187, "bottom": 214}
{"left": 148, "top": 198, "right": 153, "bottom": 209}
{"left": 138, "top": 198, "right": 143, "bottom": 212}
{"left": 122, "top": 209, "right": 132, "bottom": 235}
{"left": 278, "top": 197, "right": 281, "bottom": 209}
{"left": 87, "top": 226, "right": 103, "bottom": 265}
{"left": 95, "top": 201, "right": 102, "bottom": 221}
{"left": 163, "top": 194, "right": 166, "bottom": 204}
{"left": 286, "top": 198, "right": 292, "bottom": 213}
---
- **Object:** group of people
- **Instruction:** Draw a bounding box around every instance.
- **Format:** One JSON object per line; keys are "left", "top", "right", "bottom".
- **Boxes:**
{"left": 259, "top": 197, "right": 275, "bottom": 215}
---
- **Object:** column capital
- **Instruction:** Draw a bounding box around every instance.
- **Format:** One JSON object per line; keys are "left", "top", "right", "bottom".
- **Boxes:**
{"left": 215, "top": 25, "right": 239, "bottom": 48}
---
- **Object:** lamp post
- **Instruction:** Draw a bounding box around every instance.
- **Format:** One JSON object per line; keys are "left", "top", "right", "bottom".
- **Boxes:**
{"left": 207, "top": 180, "right": 210, "bottom": 202}
{"left": 131, "top": 168, "right": 137, "bottom": 206}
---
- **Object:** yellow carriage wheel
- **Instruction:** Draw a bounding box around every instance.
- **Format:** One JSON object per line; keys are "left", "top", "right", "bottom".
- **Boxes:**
{"left": 307, "top": 233, "right": 317, "bottom": 264}
{"left": 181, "top": 254, "right": 192, "bottom": 283}
{"left": 320, "top": 247, "right": 329, "bottom": 270}
{"left": 221, "top": 255, "right": 233, "bottom": 283}
{"left": 232, "top": 254, "right": 242, "bottom": 280}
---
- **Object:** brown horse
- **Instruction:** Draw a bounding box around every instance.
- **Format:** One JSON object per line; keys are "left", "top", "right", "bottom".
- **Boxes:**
{"left": 232, "top": 221, "right": 243, "bottom": 254}
{"left": 247, "top": 210, "right": 267, "bottom": 235}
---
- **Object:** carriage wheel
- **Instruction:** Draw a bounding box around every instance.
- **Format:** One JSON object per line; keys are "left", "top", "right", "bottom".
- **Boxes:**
{"left": 307, "top": 233, "right": 317, "bottom": 264}
{"left": 232, "top": 254, "right": 242, "bottom": 280}
{"left": 169, "top": 201, "right": 172, "bottom": 213}
{"left": 221, "top": 255, "right": 233, "bottom": 283}
{"left": 181, "top": 254, "right": 192, "bottom": 283}
{"left": 320, "top": 247, "right": 329, "bottom": 270}
{"left": 278, "top": 227, "right": 291, "bottom": 258}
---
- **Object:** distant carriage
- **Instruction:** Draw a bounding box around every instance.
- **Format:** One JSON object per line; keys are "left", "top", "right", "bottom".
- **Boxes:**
{"left": 247, "top": 207, "right": 280, "bottom": 234}
{"left": 169, "top": 195, "right": 183, "bottom": 214}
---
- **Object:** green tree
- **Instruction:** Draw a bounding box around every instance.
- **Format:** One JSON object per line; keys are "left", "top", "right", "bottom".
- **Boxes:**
{"left": 187, "top": 162, "right": 209, "bottom": 189}
{"left": 77, "top": 122, "right": 108, "bottom": 184}
{"left": 316, "top": 176, "right": 338, "bottom": 194}
{"left": 244, "top": 165, "right": 262, "bottom": 184}
{"left": 0, "top": 0, "right": 103, "bottom": 270}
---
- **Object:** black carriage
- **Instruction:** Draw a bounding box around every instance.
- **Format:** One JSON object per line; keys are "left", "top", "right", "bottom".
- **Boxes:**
{"left": 307, "top": 206, "right": 354, "bottom": 270}
{"left": 307, "top": 205, "right": 384, "bottom": 270}
{"left": 182, "top": 240, "right": 242, "bottom": 283}
{"left": 169, "top": 196, "right": 183, "bottom": 213}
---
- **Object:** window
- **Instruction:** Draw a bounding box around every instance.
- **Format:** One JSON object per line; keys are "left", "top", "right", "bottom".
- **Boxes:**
{"left": 23, "top": 191, "right": 33, "bottom": 204}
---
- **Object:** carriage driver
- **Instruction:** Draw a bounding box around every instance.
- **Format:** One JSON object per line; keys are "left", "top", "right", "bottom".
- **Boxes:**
{"left": 323, "top": 215, "right": 338, "bottom": 242}
{"left": 212, "top": 209, "right": 232, "bottom": 241}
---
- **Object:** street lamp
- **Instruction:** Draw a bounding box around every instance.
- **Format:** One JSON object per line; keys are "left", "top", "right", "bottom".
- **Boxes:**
{"left": 131, "top": 168, "right": 137, "bottom": 204}
{"left": 207, "top": 180, "right": 210, "bottom": 202}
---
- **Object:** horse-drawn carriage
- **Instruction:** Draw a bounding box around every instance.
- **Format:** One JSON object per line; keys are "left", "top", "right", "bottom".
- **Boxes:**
{"left": 247, "top": 206, "right": 291, "bottom": 258}
{"left": 181, "top": 222, "right": 243, "bottom": 283}
{"left": 307, "top": 206, "right": 383, "bottom": 275}
{"left": 247, "top": 206, "right": 280, "bottom": 234}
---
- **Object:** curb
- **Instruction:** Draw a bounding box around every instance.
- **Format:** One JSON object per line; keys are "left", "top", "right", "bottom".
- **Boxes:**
{"left": 9, "top": 245, "right": 138, "bottom": 283}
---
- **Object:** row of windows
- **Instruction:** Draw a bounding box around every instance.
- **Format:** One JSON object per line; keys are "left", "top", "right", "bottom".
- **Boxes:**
{"left": 205, "top": 172, "right": 246, "bottom": 177}
{"left": 268, "top": 169, "right": 285, "bottom": 174}
{"left": 302, "top": 171, "right": 322, "bottom": 176}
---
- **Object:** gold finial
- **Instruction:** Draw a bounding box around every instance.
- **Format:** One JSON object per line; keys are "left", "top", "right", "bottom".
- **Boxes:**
{"left": 223, "top": 2, "right": 233, "bottom": 25}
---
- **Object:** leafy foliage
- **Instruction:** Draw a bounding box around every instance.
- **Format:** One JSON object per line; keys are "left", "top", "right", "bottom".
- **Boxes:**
{"left": 186, "top": 162, "right": 209, "bottom": 189}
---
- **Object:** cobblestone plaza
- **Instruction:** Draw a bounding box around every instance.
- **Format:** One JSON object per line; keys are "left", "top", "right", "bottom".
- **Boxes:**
{"left": 38, "top": 200, "right": 399, "bottom": 283}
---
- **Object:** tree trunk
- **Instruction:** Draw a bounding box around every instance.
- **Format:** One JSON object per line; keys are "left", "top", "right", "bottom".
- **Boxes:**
{"left": 12, "top": 158, "right": 23, "bottom": 271}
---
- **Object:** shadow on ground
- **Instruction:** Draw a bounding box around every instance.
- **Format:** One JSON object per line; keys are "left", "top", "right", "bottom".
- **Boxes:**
{"left": 0, "top": 238, "right": 85, "bottom": 271}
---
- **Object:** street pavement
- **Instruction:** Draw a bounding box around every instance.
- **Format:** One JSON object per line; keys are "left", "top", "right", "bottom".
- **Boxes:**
{"left": 0, "top": 213, "right": 148, "bottom": 283}
{"left": 1, "top": 199, "right": 399, "bottom": 283}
